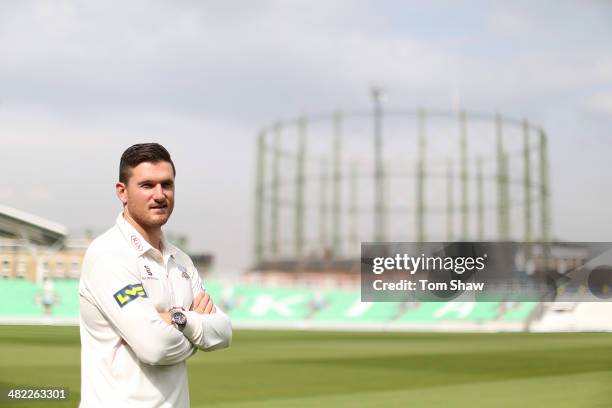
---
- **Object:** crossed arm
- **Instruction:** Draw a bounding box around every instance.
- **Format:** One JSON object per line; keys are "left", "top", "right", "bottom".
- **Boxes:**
{"left": 159, "top": 290, "right": 216, "bottom": 323}
{"left": 160, "top": 290, "right": 232, "bottom": 352}
{"left": 82, "top": 256, "right": 231, "bottom": 367}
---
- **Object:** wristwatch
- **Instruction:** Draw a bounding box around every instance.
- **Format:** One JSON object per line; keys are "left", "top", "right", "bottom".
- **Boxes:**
{"left": 171, "top": 310, "right": 187, "bottom": 331}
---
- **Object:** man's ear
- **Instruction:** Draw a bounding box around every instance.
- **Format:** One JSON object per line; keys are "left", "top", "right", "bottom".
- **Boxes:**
{"left": 116, "top": 182, "right": 128, "bottom": 205}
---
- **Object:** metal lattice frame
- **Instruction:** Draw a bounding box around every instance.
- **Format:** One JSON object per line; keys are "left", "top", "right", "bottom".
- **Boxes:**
{"left": 253, "top": 108, "right": 551, "bottom": 269}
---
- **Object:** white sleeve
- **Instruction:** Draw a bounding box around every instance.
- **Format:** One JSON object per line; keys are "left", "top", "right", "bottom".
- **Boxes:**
{"left": 82, "top": 256, "right": 196, "bottom": 365}
{"left": 181, "top": 265, "right": 232, "bottom": 351}
{"left": 183, "top": 307, "right": 233, "bottom": 351}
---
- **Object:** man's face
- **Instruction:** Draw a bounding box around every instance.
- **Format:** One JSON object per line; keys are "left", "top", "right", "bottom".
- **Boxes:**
{"left": 116, "top": 161, "right": 175, "bottom": 230}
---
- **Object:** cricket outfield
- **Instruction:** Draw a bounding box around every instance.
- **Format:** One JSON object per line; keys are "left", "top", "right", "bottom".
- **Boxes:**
{"left": 0, "top": 326, "right": 611, "bottom": 407}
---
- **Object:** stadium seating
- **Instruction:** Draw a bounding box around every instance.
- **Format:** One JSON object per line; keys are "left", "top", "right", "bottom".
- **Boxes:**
{"left": 51, "top": 280, "right": 80, "bottom": 317}
{"left": 217, "top": 285, "right": 536, "bottom": 324}
{"left": 0, "top": 279, "right": 42, "bottom": 316}
{"left": 0, "top": 279, "right": 537, "bottom": 328}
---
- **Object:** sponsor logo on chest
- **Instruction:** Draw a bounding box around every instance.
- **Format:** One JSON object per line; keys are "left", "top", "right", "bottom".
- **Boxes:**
{"left": 131, "top": 235, "right": 143, "bottom": 251}
{"left": 142, "top": 264, "right": 158, "bottom": 280}
{"left": 177, "top": 264, "right": 190, "bottom": 280}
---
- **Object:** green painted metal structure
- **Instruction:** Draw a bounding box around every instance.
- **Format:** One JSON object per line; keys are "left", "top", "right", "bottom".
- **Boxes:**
{"left": 253, "top": 108, "right": 551, "bottom": 268}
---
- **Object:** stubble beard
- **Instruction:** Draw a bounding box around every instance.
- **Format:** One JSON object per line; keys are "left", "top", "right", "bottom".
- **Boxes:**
{"left": 127, "top": 205, "right": 173, "bottom": 232}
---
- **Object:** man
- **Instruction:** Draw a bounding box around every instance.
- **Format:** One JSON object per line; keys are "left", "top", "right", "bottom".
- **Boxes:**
{"left": 79, "top": 143, "right": 232, "bottom": 407}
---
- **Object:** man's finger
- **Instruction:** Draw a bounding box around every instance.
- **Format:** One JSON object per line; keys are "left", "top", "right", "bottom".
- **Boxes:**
{"left": 203, "top": 298, "right": 214, "bottom": 314}
{"left": 191, "top": 291, "right": 206, "bottom": 311}
{"left": 195, "top": 293, "right": 210, "bottom": 314}
{"left": 190, "top": 291, "right": 205, "bottom": 311}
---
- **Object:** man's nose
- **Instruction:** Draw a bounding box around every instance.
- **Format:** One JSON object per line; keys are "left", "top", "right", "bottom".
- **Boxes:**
{"left": 152, "top": 185, "right": 165, "bottom": 200}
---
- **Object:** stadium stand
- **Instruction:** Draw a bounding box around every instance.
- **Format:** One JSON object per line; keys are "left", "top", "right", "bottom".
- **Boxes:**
{"left": 10, "top": 279, "right": 612, "bottom": 333}
{"left": 0, "top": 279, "right": 541, "bottom": 332}
{"left": 0, "top": 279, "right": 79, "bottom": 319}
{"left": 0, "top": 279, "right": 42, "bottom": 317}
{"left": 531, "top": 302, "right": 612, "bottom": 332}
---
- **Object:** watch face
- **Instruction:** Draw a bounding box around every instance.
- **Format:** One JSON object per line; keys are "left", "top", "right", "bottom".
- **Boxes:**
{"left": 172, "top": 312, "right": 186, "bottom": 326}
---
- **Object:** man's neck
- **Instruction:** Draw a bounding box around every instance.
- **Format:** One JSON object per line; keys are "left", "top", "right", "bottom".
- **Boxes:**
{"left": 122, "top": 212, "right": 162, "bottom": 251}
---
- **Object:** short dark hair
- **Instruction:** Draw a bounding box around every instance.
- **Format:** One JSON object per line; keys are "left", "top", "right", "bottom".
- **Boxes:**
{"left": 119, "top": 143, "right": 176, "bottom": 184}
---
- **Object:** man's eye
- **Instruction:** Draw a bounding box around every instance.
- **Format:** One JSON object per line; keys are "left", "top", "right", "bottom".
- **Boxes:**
{"left": 142, "top": 184, "right": 152, "bottom": 189}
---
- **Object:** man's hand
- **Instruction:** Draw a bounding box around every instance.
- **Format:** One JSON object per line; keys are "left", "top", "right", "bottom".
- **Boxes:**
{"left": 190, "top": 291, "right": 216, "bottom": 314}
{"left": 159, "top": 311, "right": 172, "bottom": 325}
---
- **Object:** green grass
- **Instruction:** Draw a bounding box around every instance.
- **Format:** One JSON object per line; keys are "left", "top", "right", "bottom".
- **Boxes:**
{"left": 0, "top": 326, "right": 611, "bottom": 407}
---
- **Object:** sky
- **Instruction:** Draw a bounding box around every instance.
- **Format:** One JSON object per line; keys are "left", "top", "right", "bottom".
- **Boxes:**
{"left": 0, "top": 1, "right": 611, "bottom": 274}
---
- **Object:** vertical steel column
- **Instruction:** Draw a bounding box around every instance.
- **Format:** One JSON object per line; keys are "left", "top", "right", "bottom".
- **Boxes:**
{"left": 254, "top": 130, "right": 266, "bottom": 266}
{"left": 539, "top": 129, "right": 551, "bottom": 261}
{"left": 447, "top": 159, "right": 454, "bottom": 242}
{"left": 496, "top": 114, "right": 510, "bottom": 240}
{"left": 477, "top": 157, "right": 484, "bottom": 240}
{"left": 523, "top": 120, "right": 533, "bottom": 262}
{"left": 319, "top": 158, "right": 329, "bottom": 252}
{"left": 504, "top": 150, "right": 511, "bottom": 238}
{"left": 416, "top": 109, "right": 426, "bottom": 243}
{"left": 294, "top": 117, "right": 306, "bottom": 259}
{"left": 269, "top": 123, "right": 281, "bottom": 258}
{"left": 372, "top": 88, "right": 385, "bottom": 242}
{"left": 332, "top": 112, "right": 342, "bottom": 256}
{"left": 460, "top": 111, "right": 469, "bottom": 240}
{"left": 349, "top": 161, "right": 359, "bottom": 253}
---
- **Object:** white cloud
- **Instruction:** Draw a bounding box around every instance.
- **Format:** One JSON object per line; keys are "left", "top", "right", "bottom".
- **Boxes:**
{"left": 581, "top": 93, "right": 612, "bottom": 116}
{"left": 0, "top": 188, "right": 15, "bottom": 201}
{"left": 26, "top": 187, "right": 51, "bottom": 202}
{"left": 0, "top": 1, "right": 611, "bottom": 267}
{"left": 0, "top": 1, "right": 610, "bottom": 120}
{"left": 487, "top": 6, "right": 535, "bottom": 35}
